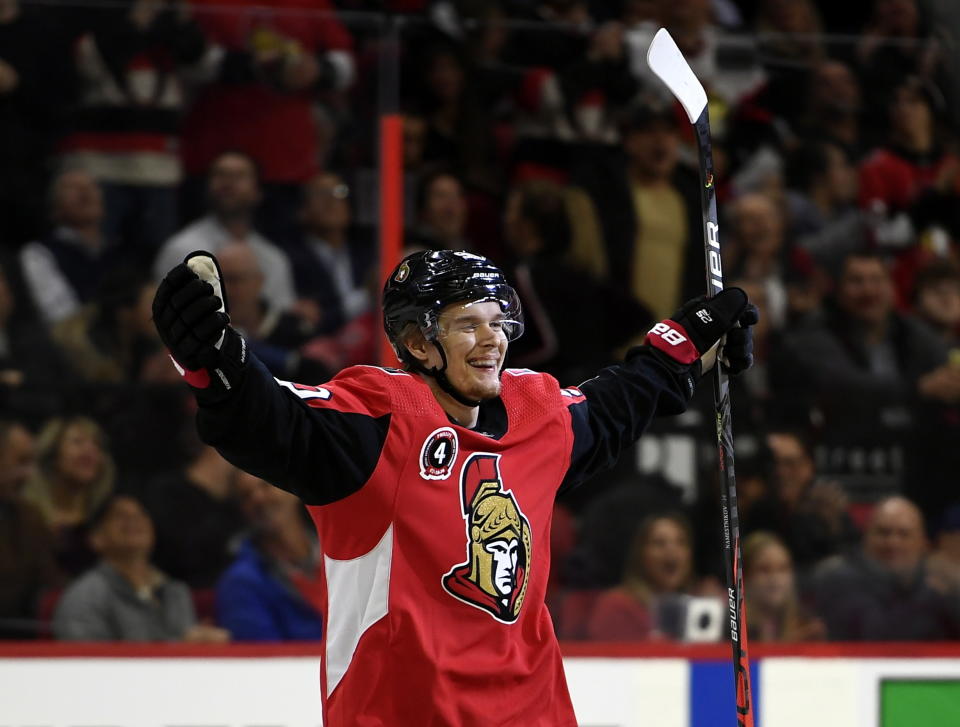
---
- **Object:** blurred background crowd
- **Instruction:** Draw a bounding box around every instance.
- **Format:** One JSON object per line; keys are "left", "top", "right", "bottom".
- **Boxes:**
{"left": 1, "top": 0, "right": 960, "bottom": 644}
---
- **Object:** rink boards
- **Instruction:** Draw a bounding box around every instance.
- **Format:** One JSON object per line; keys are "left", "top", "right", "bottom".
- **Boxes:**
{"left": 1, "top": 644, "right": 959, "bottom": 727}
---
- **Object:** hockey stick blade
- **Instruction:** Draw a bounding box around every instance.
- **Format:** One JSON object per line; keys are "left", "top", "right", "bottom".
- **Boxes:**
{"left": 646, "top": 28, "right": 708, "bottom": 124}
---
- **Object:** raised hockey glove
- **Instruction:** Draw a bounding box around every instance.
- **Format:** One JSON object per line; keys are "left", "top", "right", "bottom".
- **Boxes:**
{"left": 152, "top": 251, "right": 247, "bottom": 404}
{"left": 645, "top": 288, "right": 757, "bottom": 380}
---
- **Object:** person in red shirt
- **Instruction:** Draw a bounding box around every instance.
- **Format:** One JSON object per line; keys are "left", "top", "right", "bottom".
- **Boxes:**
{"left": 180, "top": 0, "right": 354, "bottom": 238}
{"left": 151, "top": 249, "right": 757, "bottom": 725}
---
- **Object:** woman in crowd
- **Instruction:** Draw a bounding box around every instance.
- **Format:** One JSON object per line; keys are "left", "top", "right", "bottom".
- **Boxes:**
{"left": 743, "top": 531, "right": 824, "bottom": 642}
{"left": 23, "top": 416, "right": 115, "bottom": 575}
{"left": 586, "top": 511, "right": 707, "bottom": 641}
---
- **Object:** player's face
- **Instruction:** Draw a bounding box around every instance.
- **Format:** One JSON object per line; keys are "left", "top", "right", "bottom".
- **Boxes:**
{"left": 484, "top": 537, "right": 519, "bottom": 596}
{"left": 437, "top": 301, "right": 509, "bottom": 401}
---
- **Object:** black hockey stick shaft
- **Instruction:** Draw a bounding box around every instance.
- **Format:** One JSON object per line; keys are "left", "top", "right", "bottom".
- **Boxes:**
{"left": 691, "top": 107, "right": 755, "bottom": 727}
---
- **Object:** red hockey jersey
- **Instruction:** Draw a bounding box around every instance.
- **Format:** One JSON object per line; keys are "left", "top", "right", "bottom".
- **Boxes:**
{"left": 197, "top": 348, "right": 691, "bottom": 725}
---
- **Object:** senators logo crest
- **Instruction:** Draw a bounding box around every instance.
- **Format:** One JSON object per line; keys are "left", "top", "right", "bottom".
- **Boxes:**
{"left": 442, "top": 454, "right": 532, "bottom": 623}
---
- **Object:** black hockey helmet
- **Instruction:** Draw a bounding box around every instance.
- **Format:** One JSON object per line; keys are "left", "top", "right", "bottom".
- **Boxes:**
{"left": 382, "top": 250, "right": 524, "bottom": 362}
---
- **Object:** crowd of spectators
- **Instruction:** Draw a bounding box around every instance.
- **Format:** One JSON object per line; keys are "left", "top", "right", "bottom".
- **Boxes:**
{"left": 1, "top": 0, "right": 960, "bottom": 644}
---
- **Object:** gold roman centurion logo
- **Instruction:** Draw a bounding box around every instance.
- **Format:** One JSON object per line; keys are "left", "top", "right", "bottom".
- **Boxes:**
{"left": 442, "top": 454, "right": 532, "bottom": 623}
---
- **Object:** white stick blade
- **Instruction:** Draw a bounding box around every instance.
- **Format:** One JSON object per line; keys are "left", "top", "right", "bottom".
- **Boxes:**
{"left": 646, "top": 27, "right": 708, "bottom": 124}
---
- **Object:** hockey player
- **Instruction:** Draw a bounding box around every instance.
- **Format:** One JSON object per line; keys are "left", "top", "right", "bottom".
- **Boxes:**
{"left": 152, "top": 249, "right": 758, "bottom": 726}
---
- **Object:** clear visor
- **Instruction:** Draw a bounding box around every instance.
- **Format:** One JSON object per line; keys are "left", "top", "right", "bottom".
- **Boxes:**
{"left": 432, "top": 289, "right": 524, "bottom": 342}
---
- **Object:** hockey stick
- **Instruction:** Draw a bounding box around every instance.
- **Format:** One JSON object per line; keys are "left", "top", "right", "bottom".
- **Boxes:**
{"left": 647, "top": 28, "right": 755, "bottom": 727}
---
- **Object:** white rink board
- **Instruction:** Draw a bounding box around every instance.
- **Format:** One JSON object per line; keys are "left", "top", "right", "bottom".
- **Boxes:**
{"left": 0, "top": 656, "right": 688, "bottom": 727}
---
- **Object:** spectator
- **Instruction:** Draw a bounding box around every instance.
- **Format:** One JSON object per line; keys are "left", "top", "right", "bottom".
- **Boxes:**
{"left": 285, "top": 171, "right": 375, "bottom": 336}
{"left": 625, "top": 0, "right": 763, "bottom": 113}
{"left": 617, "top": 100, "right": 704, "bottom": 318}
{"left": 0, "top": 419, "right": 60, "bottom": 639}
{"left": 586, "top": 511, "right": 711, "bottom": 641}
{"left": 742, "top": 531, "right": 824, "bottom": 642}
{"left": 771, "top": 251, "right": 954, "bottom": 411}
{"left": 406, "top": 167, "right": 471, "bottom": 252}
{"left": 403, "top": 37, "right": 500, "bottom": 191}
{"left": 856, "top": 0, "right": 947, "bottom": 119}
{"left": 503, "top": 178, "right": 653, "bottom": 383}
{"left": 726, "top": 192, "right": 792, "bottom": 329}
{"left": 859, "top": 77, "right": 960, "bottom": 302}
{"left": 801, "top": 61, "right": 865, "bottom": 160}
{"left": 137, "top": 434, "right": 244, "bottom": 589}
{"left": 22, "top": 416, "right": 115, "bottom": 576}
{"left": 810, "top": 496, "right": 960, "bottom": 640}
{"left": 53, "top": 493, "right": 229, "bottom": 642}
{"left": 58, "top": 0, "right": 211, "bottom": 251}
{"left": 180, "top": 0, "right": 354, "bottom": 241}
{"left": 19, "top": 169, "right": 119, "bottom": 327}
{"left": 50, "top": 267, "right": 172, "bottom": 384}
{"left": 746, "top": 431, "right": 860, "bottom": 571}
{"left": 153, "top": 151, "right": 296, "bottom": 314}
{"left": 215, "top": 242, "right": 327, "bottom": 382}
{"left": 785, "top": 141, "right": 865, "bottom": 276}
{"left": 912, "top": 258, "right": 960, "bottom": 348}
{"left": 215, "top": 472, "right": 323, "bottom": 641}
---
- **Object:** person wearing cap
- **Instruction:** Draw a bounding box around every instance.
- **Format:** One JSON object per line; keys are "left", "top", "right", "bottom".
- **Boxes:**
{"left": 151, "top": 248, "right": 757, "bottom": 725}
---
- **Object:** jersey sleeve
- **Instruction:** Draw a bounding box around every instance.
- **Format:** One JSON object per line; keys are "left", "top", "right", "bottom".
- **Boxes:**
{"left": 559, "top": 346, "right": 692, "bottom": 492}
{"left": 196, "top": 354, "right": 392, "bottom": 506}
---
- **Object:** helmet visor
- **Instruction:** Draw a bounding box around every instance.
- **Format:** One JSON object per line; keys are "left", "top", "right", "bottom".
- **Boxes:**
{"left": 433, "top": 286, "right": 524, "bottom": 342}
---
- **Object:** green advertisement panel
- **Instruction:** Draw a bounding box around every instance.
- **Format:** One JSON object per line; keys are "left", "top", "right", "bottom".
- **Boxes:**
{"left": 881, "top": 680, "right": 960, "bottom": 727}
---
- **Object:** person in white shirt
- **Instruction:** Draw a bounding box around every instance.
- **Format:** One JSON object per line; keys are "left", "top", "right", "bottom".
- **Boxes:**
{"left": 153, "top": 151, "right": 295, "bottom": 314}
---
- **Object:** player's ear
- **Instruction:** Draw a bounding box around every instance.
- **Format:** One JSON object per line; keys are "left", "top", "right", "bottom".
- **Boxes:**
{"left": 403, "top": 329, "right": 431, "bottom": 364}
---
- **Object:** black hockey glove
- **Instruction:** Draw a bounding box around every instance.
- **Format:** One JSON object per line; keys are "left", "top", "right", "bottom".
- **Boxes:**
{"left": 152, "top": 251, "right": 247, "bottom": 404}
{"left": 645, "top": 288, "right": 758, "bottom": 379}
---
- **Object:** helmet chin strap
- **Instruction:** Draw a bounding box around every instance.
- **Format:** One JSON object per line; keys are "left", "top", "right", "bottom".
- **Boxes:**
{"left": 409, "top": 341, "right": 483, "bottom": 408}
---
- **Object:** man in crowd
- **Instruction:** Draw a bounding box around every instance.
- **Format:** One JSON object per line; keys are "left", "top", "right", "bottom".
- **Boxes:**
{"left": 152, "top": 247, "right": 756, "bottom": 724}
{"left": 19, "top": 169, "right": 116, "bottom": 327}
{"left": 153, "top": 151, "right": 296, "bottom": 314}
{"left": 811, "top": 496, "right": 960, "bottom": 640}
{"left": 53, "top": 493, "right": 229, "bottom": 642}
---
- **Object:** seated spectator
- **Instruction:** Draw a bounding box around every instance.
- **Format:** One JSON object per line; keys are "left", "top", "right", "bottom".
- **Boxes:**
{"left": 746, "top": 431, "right": 860, "bottom": 572}
{"left": 153, "top": 151, "right": 296, "bottom": 314}
{"left": 22, "top": 416, "right": 115, "bottom": 576}
{"left": 586, "top": 512, "right": 714, "bottom": 641}
{"left": 215, "top": 473, "right": 323, "bottom": 641}
{"left": 50, "top": 267, "right": 173, "bottom": 384}
{"left": 0, "top": 419, "right": 60, "bottom": 638}
{"left": 912, "top": 258, "right": 960, "bottom": 349}
{"left": 284, "top": 171, "right": 374, "bottom": 336}
{"left": 19, "top": 169, "right": 121, "bottom": 327}
{"left": 216, "top": 242, "right": 327, "bottom": 382}
{"left": 137, "top": 431, "right": 244, "bottom": 589}
{"left": 53, "top": 493, "right": 229, "bottom": 642}
{"left": 58, "top": 1, "right": 211, "bottom": 251}
{"left": 809, "top": 496, "right": 960, "bottom": 640}
{"left": 405, "top": 167, "right": 471, "bottom": 252}
{"left": 503, "top": 179, "right": 652, "bottom": 383}
{"left": 785, "top": 140, "right": 865, "bottom": 275}
{"left": 742, "top": 531, "right": 824, "bottom": 642}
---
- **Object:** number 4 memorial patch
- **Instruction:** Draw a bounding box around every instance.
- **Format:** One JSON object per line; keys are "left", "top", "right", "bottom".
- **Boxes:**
{"left": 419, "top": 427, "right": 459, "bottom": 480}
